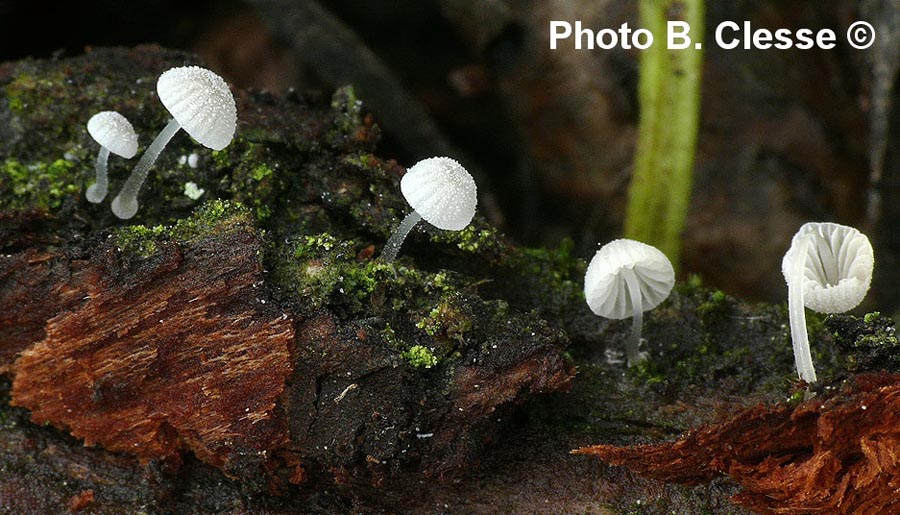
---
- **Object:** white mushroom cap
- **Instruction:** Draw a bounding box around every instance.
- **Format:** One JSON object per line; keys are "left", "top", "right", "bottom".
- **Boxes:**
{"left": 782, "top": 222, "right": 874, "bottom": 313}
{"left": 584, "top": 239, "right": 675, "bottom": 319}
{"left": 400, "top": 157, "right": 477, "bottom": 231}
{"left": 87, "top": 111, "right": 138, "bottom": 158}
{"left": 156, "top": 66, "right": 236, "bottom": 151}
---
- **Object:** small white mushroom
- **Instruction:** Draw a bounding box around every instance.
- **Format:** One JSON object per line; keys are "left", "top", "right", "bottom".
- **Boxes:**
{"left": 111, "top": 66, "right": 236, "bottom": 219}
{"left": 584, "top": 239, "right": 675, "bottom": 367}
{"left": 380, "top": 157, "right": 477, "bottom": 262}
{"left": 782, "top": 222, "right": 874, "bottom": 383}
{"left": 85, "top": 111, "right": 138, "bottom": 203}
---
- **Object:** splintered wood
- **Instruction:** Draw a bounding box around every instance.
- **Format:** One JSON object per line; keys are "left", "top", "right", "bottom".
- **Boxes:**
{"left": 10, "top": 229, "right": 295, "bottom": 472}
{"left": 575, "top": 373, "right": 900, "bottom": 515}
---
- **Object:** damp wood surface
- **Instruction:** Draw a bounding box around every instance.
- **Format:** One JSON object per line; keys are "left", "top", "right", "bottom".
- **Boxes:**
{"left": 1, "top": 45, "right": 899, "bottom": 515}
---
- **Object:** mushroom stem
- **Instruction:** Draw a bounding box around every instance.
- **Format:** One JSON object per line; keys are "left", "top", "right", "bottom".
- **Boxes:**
{"left": 620, "top": 266, "right": 646, "bottom": 367}
{"left": 85, "top": 147, "right": 110, "bottom": 203}
{"left": 111, "top": 118, "right": 181, "bottom": 220}
{"left": 381, "top": 211, "right": 422, "bottom": 263}
{"left": 788, "top": 234, "right": 817, "bottom": 383}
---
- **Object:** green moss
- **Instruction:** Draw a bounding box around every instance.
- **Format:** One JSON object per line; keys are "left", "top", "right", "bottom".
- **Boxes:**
{"left": 674, "top": 274, "right": 705, "bottom": 295}
{"left": 380, "top": 324, "right": 405, "bottom": 349}
{"left": 628, "top": 359, "right": 667, "bottom": 387}
{"left": 416, "top": 299, "right": 472, "bottom": 342}
{"left": 695, "top": 289, "right": 728, "bottom": 318}
{"left": 430, "top": 271, "right": 457, "bottom": 294}
{"left": 429, "top": 224, "right": 502, "bottom": 254}
{"left": 276, "top": 234, "right": 408, "bottom": 312}
{"left": 403, "top": 345, "right": 439, "bottom": 369}
{"left": 7, "top": 90, "right": 24, "bottom": 112}
{"left": 340, "top": 261, "right": 392, "bottom": 300}
{"left": 805, "top": 311, "right": 826, "bottom": 339}
{"left": 252, "top": 164, "right": 274, "bottom": 181}
{"left": 826, "top": 313, "right": 900, "bottom": 373}
{"left": 168, "top": 199, "right": 251, "bottom": 241}
{"left": 114, "top": 224, "right": 166, "bottom": 257}
{"left": 6, "top": 73, "right": 58, "bottom": 114}
{"left": 0, "top": 158, "right": 80, "bottom": 210}
{"left": 417, "top": 307, "right": 443, "bottom": 336}
{"left": 686, "top": 274, "right": 703, "bottom": 288}
{"left": 113, "top": 199, "right": 251, "bottom": 257}
{"left": 211, "top": 149, "right": 231, "bottom": 169}
{"left": 329, "top": 86, "right": 364, "bottom": 142}
{"left": 497, "top": 238, "right": 586, "bottom": 322}
{"left": 515, "top": 238, "right": 581, "bottom": 282}
{"left": 211, "top": 142, "right": 281, "bottom": 223}
{"left": 343, "top": 153, "right": 382, "bottom": 171}
{"left": 293, "top": 234, "right": 338, "bottom": 259}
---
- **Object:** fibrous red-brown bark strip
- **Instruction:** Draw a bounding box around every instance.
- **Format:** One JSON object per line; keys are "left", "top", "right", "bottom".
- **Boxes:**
{"left": 10, "top": 228, "right": 295, "bottom": 473}
{"left": 574, "top": 373, "right": 900, "bottom": 515}
{"left": 0, "top": 250, "right": 76, "bottom": 373}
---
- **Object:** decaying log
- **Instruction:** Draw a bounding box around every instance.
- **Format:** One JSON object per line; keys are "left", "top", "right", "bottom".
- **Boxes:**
{"left": 575, "top": 373, "right": 900, "bottom": 515}
{"left": 3, "top": 39, "right": 896, "bottom": 515}
{"left": 0, "top": 45, "right": 575, "bottom": 495}
{"left": 11, "top": 219, "right": 294, "bottom": 475}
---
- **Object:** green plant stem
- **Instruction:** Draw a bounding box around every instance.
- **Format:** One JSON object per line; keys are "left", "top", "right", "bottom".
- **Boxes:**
{"left": 624, "top": 0, "right": 705, "bottom": 269}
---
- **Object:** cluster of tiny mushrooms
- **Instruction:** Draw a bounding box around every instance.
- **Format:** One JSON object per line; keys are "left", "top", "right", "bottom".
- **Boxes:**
{"left": 583, "top": 223, "right": 873, "bottom": 385}
{"left": 88, "top": 67, "right": 874, "bottom": 386}
{"left": 87, "top": 66, "right": 237, "bottom": 219}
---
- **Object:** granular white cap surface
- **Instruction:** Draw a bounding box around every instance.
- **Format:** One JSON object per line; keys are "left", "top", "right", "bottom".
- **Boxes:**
{"left": 156, "top": 66, "right": 236, "bottom": 151}
{"left": 782, "top": 222, "right": 873, "bottom": 313}
{"left": 584, "top": 239, "right": 675, "bottom": 319}
{"left": 400, "top": 157, "right": 477, "bottom": 231}
{"left": 87, "top": 111, "right": 138, "bottom": 158}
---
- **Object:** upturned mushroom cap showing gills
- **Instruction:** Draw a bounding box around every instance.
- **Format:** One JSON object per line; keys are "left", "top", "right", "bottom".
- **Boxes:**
{"left": 781, "top": 222, "right": 874, "bottom": 384}
{"left": 584, "top": 239, "right": 675, "bottom": 320}
{"left": 157, "top": 66, "right": 237, "bottom": 151}
{"left": 782, "top": 222, "right": 874, "bottom": 313}
{"left": 400, "top": 157, "right": 477, "bottom": 231}
{"left": 87, "top": 111, "right": 138, "bottom": 158}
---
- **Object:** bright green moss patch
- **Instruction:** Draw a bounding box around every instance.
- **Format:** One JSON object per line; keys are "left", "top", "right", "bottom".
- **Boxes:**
{"left": 274, "top": 233, "right": 411, "bottom": 313}
{"left": 168, "top": 199, "right": 251, "bottom": 241}
{"left": 251, "top": 164, "right": 274, "bottom": 182}
{"left": 0, "top": 158, "right": 80, "bottom": 210}
{"left": 114, "top": 224, "right": 166, "bottom": 257}
{"left": 273, "top": 234, "right": 472, "bottom": 316}
{"left": 293, "top": 234, "right": 338, "bottom": 259}
{"left": 113, "top": 199, "right": 252, "bottom": 257}
{"left": 212, "top": 142, "right": 281, "bottom": 222}
{"left": 417, "top": 306, "right": 445, "bottom": 336}
{"left": 403, "top": 345, "right": 439, "bottom": 369}
{"left": 296, "top": 255, "right": 396, "bottom": 311}
{"left": 429, "top": 224, "right": 502, "bottom": 254}
{"left": 7, "top": 90, "right": 24, "bottom": 112}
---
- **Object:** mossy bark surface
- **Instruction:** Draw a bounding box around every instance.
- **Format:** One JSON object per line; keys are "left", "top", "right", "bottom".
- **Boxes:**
{"left": 1, "top": 46, "right": 898, "bottom": 515}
